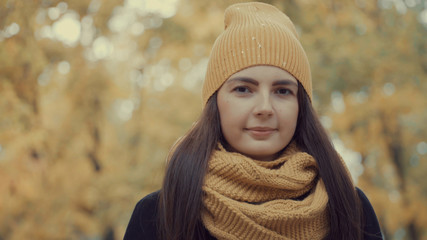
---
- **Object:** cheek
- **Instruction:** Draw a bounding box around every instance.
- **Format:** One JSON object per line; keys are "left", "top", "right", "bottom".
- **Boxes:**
{"left": 218, "top": 98, "right": 246, "bottom": 141}
{"left": 278, "top": 104, "right": 299, "bottom": 129}
{"left": 219, "top": 103, "right": 237, "bottom": 131}
{"left": 218, "top": 98, "right": 231, "bottom": 132}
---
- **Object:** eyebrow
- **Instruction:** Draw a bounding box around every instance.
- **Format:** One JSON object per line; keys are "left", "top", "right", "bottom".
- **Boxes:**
{"left": 227, "top": 77, "right": 298, "bottom": 87}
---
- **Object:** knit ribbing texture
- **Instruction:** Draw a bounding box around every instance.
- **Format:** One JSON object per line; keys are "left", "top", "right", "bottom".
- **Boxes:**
{"left": 202, "top": 2, "right": 312, "bottom": 104}
{"left": 201, "top": 143, "right": 329, "bottom": 240}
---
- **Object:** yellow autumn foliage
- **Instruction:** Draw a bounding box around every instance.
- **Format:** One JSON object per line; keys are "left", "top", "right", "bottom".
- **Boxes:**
{"left": 0, "top": 0, "right": 426, "bottom": 239}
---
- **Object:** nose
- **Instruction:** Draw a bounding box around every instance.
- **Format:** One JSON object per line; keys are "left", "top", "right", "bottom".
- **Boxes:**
{"left": 253, "top": 92, "right": 273, "bottom": 117}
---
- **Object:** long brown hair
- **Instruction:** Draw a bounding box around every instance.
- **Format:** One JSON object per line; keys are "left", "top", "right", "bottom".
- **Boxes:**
{"left": 158, "top": 84, "right": 363, "bottom": 240}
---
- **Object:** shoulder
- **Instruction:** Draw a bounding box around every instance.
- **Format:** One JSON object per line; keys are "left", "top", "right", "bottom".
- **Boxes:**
{"left": 356, "top": 187, "right": 383, "bottom": 240}
{"left": 124, "top": 191, "right": 160, "bottom": 240}
{"left": 135, "top": 191, "right": 160, "bottom": 211}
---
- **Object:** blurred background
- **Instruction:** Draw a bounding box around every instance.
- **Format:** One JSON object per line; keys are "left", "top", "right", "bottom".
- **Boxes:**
{"left": 0, "top": 0, "right": 426, "bottom": 239}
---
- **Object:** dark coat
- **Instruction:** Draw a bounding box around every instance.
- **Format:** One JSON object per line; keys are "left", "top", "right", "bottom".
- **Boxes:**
{"left": 124, "top": 188, "right": 383, "bottom": 240}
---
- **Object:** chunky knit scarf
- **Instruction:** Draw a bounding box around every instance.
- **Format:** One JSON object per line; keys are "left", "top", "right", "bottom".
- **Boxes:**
{"left": 201, "top": 143, "right": 329, "bottom": 240}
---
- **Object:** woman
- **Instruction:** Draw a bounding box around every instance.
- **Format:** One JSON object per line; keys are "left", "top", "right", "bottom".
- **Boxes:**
{"left": 124, "top": 2, "right": 382, "bottom": 240}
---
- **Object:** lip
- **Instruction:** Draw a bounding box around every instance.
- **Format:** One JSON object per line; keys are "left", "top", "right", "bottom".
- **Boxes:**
{"left": 245, "top": 127, "right": 277, "bottom": 138}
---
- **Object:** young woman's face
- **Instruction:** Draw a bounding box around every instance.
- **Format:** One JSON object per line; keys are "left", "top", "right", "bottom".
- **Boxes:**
{"left": 217, "top": 65, "right": 299, "bottom": 161}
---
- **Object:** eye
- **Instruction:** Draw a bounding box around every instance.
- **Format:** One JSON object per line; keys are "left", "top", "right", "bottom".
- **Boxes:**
{"left": 276, "top": 88, "right": 292, "bottom": 95}
{"left": 233, "top": 86, "right": 251, "bottom": 93}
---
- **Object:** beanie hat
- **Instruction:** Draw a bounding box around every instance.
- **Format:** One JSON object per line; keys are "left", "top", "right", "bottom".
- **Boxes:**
{"left": 202, "top": 2, "right": 312, "bottom": 104}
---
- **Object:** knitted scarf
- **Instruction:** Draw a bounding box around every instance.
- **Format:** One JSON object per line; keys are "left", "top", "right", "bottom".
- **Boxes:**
{"left": 201, "top": 143, "right": 329, "bottom": 240}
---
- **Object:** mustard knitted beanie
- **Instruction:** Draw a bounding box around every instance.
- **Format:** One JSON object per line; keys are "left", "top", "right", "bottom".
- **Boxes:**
{"left": 202, "top": 2, "right": 312, "bottom": 104}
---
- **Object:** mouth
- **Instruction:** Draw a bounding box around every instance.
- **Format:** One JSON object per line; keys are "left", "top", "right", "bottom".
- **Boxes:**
{"left": 244, "top": 127, "right": 277, "bottom": 138}
{"left": 246, "top": 127, "right": 276, "bottom": 131}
